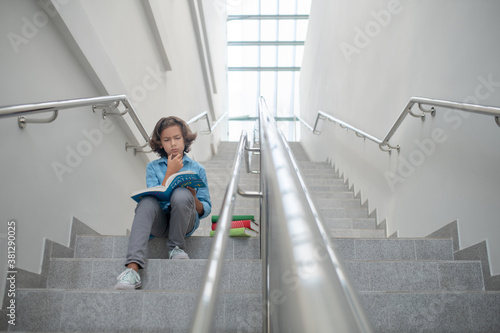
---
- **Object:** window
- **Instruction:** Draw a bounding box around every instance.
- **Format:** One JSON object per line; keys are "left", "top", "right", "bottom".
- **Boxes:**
{"left": 226, "top": 0, "right": 311, "bottom": 141}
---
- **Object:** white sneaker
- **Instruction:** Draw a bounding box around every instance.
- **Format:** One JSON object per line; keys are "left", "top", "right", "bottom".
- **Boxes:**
{"left": 169, "top": 246, "right": 189, "bottom": 259}
{"left": 114, "top": 268, "right": 142, "bottom": 290}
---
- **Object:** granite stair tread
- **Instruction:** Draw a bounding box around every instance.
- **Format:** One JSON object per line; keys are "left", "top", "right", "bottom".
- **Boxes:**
{"left": 46, "top": 257, "right": 484, "bottom": 293}
{"left": 47, "top": 258, "right": 262, "bottom": 292}
{"left": 10, "top": 141, "right": 500, "bottom": 332}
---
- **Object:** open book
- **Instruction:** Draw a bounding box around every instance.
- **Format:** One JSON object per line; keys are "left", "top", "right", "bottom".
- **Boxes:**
{"left": 131, "top": 170, "right": 206, "bottom": 203}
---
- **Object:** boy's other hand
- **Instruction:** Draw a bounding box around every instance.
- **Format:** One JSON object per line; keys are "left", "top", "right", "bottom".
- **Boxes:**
{"left": 186, "top": 186, "right": 196, "bottom": 197}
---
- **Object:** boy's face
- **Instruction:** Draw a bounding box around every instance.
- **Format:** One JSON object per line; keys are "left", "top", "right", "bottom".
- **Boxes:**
{"left": 160, "top": 125, "right": 185, "bottom": 157}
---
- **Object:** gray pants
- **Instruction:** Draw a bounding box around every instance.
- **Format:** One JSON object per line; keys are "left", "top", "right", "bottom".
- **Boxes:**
{"left": 125, "top": 188, "right": 196, "bottom": 268}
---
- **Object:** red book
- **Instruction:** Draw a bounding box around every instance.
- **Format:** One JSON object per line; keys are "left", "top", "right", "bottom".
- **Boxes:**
{"left": 211, "top": 219, "right": 259, "bottom": 232}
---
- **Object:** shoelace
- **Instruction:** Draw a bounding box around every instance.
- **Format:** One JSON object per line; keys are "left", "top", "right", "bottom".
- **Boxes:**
{"left": 117, "top": 268, "right": 139, "bottom": 282}
{"left": 170, "top": 247, "right": 185, "bottom": 257}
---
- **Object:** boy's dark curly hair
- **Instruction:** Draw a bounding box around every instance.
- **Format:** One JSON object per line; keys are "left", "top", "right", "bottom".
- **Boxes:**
{"left": 149, "top": 116, "right": 197, "bottom": 158}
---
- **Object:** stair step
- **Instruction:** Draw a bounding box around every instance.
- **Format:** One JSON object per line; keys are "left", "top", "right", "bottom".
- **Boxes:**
{"left": 297, "top": 161, "right": 333, "bottom": 169}
{"left": 209, "top": 208, "right": 259, "bottom": 217}
{"left": 208, "top": 175, "right": 259, "bottom": 184}
{"left": 14, "top": 289, "right": 262, "bottom": 332}
{"left": 74, "top": 235, "right": 453, "bottom": 261}
{"left": 211, "top": 199, "right": 259, "bottom": 210}
{"left": 14, "top": 283, "right": 495, "bottom": 333}
{"left": 359, "top": 291, "right": 500, "bottom": 333}
{"left": 309, "top": 184, "right": 350, "bottom": 192}
{"left": 324, "top": 217, "right": 377, "bottom": 229}
{"left": 333, "top": 238, "right": 454, "bottom": 261}
{"left": 345, "top": 260, "right": 484, "bottom": 292}
{"left": 302, "top": 178, "right": 346, "bottom": 186}
{"left": 48, "top": 258, "right": 261, "bottom": 292}
{"left": 74, "top": 235, "right": 260, "bottom": 260}
{"left": 209, "top": 185, "right": 260, "bottom": 196}
{"left": 300, "top": 171, "right": 341, "bottom": 178}
{"left": 330, "top": 228, "right": 385, "bottom": 238}
{"left": 313, "top": 198, "right": 362, "bottom": 208}
{"left": 47, "top": 257, "right": 482, "bottom": 293}
{"left": 312, "top": 191, "right": 354, "bottom": 199}
{"left": 320, "top": 207, "right": 369, "bottom": 218}
{"left": 299, "top": 170, "right": 339, "bottom": 178}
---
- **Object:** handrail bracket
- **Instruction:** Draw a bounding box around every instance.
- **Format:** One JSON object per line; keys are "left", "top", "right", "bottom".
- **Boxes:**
{"left": 187, "top": 111, "right": 212, "bottom": 134}
{"left": 125, "top": 142, "right": 150, "bottom": 155}
{"left": 93, "top": 101, "right": 128, "bottom": 119}
{"left": 408, "top": 104, "right": 426, "bottom": 120}
{"left": 379, "top": 142, "right": 400, "bottom": 153}
{"left": 18, "top": 110, "right": 59, "bottom": 129}
{"left": 237, "top": 187, "right": 263, "bottom": 198}
{"left": 312, "top": 113, "right": 326, "bottom": 134}
{"left": 245, "top": 144, "right": 260, "bottom": 174}
{"left": 418, "top": 103, "right": 436, "bottom": 117}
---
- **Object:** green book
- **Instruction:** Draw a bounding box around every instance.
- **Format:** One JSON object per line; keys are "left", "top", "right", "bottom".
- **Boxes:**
{"left": 210, "top": 227, "right": 257, "bottom": 237}
{"left": 211, "top": 215, "right": 255, "bottom": 223}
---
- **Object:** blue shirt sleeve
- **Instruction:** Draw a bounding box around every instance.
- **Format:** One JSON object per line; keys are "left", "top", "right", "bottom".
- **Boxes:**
{"left": 195, "top": 166, "right": 211, "bottom": 220}
{"left": 146, "top": 162, "right": 161, "bottom": 188}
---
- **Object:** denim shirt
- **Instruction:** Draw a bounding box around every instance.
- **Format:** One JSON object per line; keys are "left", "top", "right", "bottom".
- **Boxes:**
{"left": 145, "top": 155, "right": 211, "bottom": 237}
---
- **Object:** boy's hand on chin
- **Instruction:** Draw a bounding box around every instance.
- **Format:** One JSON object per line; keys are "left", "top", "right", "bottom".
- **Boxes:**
{"left": 167, "top": 153, "right": 183, "bottom": 175}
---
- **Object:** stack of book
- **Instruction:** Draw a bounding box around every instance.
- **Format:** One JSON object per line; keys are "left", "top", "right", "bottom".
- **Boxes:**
{"left": 210, "top": 215, "right": 259, "bottom": 237}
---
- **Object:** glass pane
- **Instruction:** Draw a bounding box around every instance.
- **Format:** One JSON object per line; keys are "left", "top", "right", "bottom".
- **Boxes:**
{"left": 297, "top": 0, "right": 312, "bottom": 14}
{"left": 260, "top": 71, "right": 277, "bottom": 113}
{"left": 260, "top": 46, "right": 277, "bottom": 67}
{"left": 278, "top": 20, "right": 297, "bottom": 40}
{"left": 277, "top": 46, "right": 296, "bottom": 67}
{"left": 277, "top": 121, "right": 295, "bottom": 141}
{"left": 227, "top": 120, "right": 259, "bottom": 141}
{"left": 276, "top": 72, "right": 294, "bottom": 117}
{"left": 227, "top": 1, "right": 259, "bottom": 16}
{"left": 279, "top": 1, "right": 297, "bottom": 15}
{"left": 228, "top": 46, "right": 259, "bottom": 67}
{"left": 228, "top": 72, "right": 259, "bottom": 117}
{"left": 227, "top": 20, "right": 260, "bottom": 41}
{"left": 261, "top": 0, "right": 278, "bottom": 15}
{"left": 226, "top": 0, "right": 311, "bottom": 142}
{"left": 260, "top": 20, "right": 277, "bottom": 41}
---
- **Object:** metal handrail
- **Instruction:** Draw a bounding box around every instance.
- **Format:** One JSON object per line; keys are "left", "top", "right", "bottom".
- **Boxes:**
{"left": 187, "top": 111, "right": 211, "bottom": 134}
{"left": 299, "top": 96, "right": 500, "bottom": 152}
{"left": 0, "top": 95, "right": 150, "bottom": 153}
{"left": 187, "top": 111, "right": 228, "bottom": 134}
{"left": 294, "top": 115, "right": 315, "bottom": 133}
{"left": 0, "top": 97, "right": 228, "bottom": 155}
{"left": 279, "top": 130, "right": 373, "bottom": 331}
{"left": 190, "top": 130, "right": 261, "bottom": 333}
{"left": 259, "top": 97, "right": 373, "bottom": 332}
{"left": 211, "top": 111, "right": 228, "bottom": 131}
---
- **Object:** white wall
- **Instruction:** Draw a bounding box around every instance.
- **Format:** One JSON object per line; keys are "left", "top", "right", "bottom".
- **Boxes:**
{"left": 200, "top": 0, "right": 229, "bottom": 120}
{"left": 0, "top": 0, "right": 227, "bottom": 279}
{"left": 0, "top": 0, "right": 149, "bottom": 274}
{"left": 300, "top": 0, "right": 500, "bottom": 274}
{"left": 78, "top": 0, "right": 227, "bottom": 161}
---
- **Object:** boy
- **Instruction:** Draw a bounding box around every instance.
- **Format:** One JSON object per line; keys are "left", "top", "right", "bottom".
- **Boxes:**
{"left": 114, "top": 116, "right": 211, "bottom": 290}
